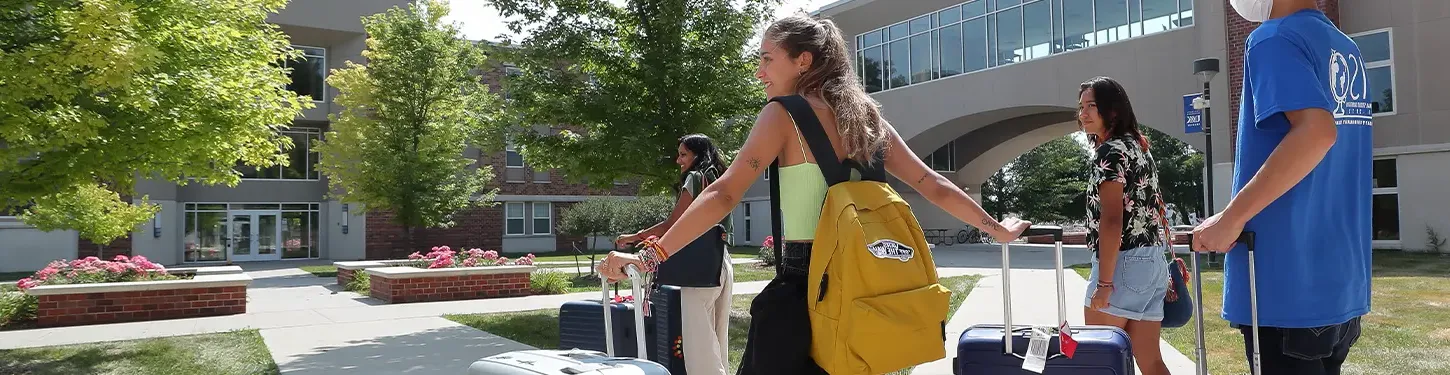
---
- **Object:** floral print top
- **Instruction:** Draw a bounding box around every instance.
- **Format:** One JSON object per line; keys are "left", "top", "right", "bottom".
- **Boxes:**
{"left": 1086, "top": 134, "right": 1166, "bottom": 256}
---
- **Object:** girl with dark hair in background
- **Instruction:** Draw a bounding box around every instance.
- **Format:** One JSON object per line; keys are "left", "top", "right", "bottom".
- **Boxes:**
{"left": 1077, "top": 76, "right": 1173, "bottom": 375}
{"left": 615, "top": 133, "right": 734, "bottom": 375}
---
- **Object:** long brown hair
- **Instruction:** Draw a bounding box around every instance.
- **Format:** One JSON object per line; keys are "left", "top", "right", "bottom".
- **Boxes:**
{"left": 766, "top": 15, "right": 887, "bottom": 165}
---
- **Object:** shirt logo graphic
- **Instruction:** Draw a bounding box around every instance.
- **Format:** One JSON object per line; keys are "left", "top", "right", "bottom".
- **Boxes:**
{"left": 1329, "top": 48, "right": 1373, "bottom": 125}
{"left": 867, "top": 239, "right": 915, "bottom": 262}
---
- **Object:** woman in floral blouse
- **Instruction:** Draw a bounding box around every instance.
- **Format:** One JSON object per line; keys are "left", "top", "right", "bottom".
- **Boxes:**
{"left": 1077, "top": 76, "right": 1172, "bottom": 375}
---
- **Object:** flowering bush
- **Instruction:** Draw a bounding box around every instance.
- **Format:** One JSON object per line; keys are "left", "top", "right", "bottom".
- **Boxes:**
{"left": 406, "top": 246, "right": 537, "bottom": 269}
{"left": 757, "top": 236, "right": 776, "bottom": 266}
{"left": 15, "top": 255, "right": 179, "bottom": 290}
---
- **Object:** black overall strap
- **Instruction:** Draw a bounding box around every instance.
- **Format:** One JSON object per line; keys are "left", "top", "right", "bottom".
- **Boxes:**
{"left": 769, "top": 160, "right": 783, "bottom": 274}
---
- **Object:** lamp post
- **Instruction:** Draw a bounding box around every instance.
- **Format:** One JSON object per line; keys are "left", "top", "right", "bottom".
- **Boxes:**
{"left": 1190, "top": 57, "right": 1219, "bottom": 375}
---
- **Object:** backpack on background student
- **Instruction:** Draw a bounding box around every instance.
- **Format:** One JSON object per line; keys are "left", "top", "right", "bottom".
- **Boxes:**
{"left": 766, "top": 95, "right": 952, "bottom": 375}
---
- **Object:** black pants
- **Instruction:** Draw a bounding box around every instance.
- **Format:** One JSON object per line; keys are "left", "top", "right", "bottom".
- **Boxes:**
{"left": 737, "top": 243, "right": 829, "bottom": 375}
{"left": 1238, "top": 317, "right": 1361, "bottom": 375}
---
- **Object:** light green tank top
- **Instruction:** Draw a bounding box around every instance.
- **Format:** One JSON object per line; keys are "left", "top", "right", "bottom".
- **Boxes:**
{"left": 776, "top": 131, "right": 828, "bottom": 241}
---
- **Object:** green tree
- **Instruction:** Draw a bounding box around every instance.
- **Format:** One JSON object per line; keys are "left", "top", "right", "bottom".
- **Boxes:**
{"left": 1007, "top": 136, "right": 1090, "bottom": 223}
{"left": 313, "top": 0, "right": 505, "bottom": 252}
{"left": 486, "top": 0, "right": 779, "bottom": 192}
{"left": 0, "top": 0, "right": 312, "bottom": 245}
{"left": 1143, "top": 127, "right": 1204, "bottom": 220}
{"left": 558, "top": 198, "right": 621, "bottom": 251}
{"left": 613, "top": 195, "right": 674, "bottom": 236}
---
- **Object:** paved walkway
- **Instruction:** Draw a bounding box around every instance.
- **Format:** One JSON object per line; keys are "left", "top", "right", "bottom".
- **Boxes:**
{"left": 0, "top": 245, "right": 1203, "bottom": 374}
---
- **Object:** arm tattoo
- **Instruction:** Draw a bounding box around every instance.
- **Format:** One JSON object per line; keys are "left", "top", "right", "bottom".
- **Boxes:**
{"left": 917, "top": 173, "right": 929, "bottom": 184}
{"left": 748, "top": 158, "right": 760, "bottom": 171}
{"left": 981, "top": 217, "right": 1006, "bottom": 233}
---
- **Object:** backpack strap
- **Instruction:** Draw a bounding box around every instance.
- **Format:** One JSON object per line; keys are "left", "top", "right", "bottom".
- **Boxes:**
{"left": 769, "top": 95, "right": 887, "bottom": 186}
{"left": 769, "top": 159, "right": 783, "bottom": 274}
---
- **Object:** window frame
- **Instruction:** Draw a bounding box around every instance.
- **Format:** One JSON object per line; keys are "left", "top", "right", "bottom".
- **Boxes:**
{"left": 926, "top": 141, "right": 957, "bottom": 172}
{"left": 1371, "top": 157, "right": 1400, "bottom": 248}
{"left": 239, "top": 127, "right": 323, "bottom": 181}
{"left": 505, "top": 202, "right": 527, "bottom": 236}
{"left": 1348, "top": 27, "right": 1396, "bottom": 117}
{"left": 505, "top": 144, "right": 525, "bottom": 183}
{"left": 531, "top": 202, "right": 552, "bottom": 235}
{"left": 287, "top": 45, "right": 327, "bottom": 103}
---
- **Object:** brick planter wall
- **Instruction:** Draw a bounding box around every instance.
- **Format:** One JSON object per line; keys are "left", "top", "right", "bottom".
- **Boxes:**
{"left": 35, "top": 286, "right": 246, "bottom": 327}
{"left": 24, "top": 266, "right": 251, "bottom": 327}
{"left": 337, "top": 267, "right": 356, "bottom": 286}
{"left": 365, "top": 266, "right": 534, "bottom": 304}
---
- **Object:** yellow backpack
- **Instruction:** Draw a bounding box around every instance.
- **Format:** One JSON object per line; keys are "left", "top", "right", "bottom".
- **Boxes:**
{"left": 768, "top": 95, "right": 952, "bottom": 375}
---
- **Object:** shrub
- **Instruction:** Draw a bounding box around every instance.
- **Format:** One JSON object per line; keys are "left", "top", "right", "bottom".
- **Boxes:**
{"left": 406, "top": 246, "right": 536, "bottom": 269}
{"left": 530, "top": 270, "right": 571, "bottom": 295}
{"left": 15, "top": 255, "right": 179, "bottom": 291}
{"left": 0, "top": 290, "right": 36, "bottom": 327}
{"left": 346, "top": 272, "right": 370, "bottom": 294}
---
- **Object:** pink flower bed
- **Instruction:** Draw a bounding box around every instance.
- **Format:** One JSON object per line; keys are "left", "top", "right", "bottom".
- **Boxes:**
{"left": 406, "top": 246, "right": 536, "bottom": 269}
{"left": 15, "top": 255, "right": 180, "bottom": 291}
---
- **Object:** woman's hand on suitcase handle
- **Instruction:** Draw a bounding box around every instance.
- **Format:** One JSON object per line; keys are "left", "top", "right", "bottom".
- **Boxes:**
{"left": 988, "top": 218, "right": 1033, "bottom": 243}
{"left": 597, "top": 251, "right": 641, "bottom": 283}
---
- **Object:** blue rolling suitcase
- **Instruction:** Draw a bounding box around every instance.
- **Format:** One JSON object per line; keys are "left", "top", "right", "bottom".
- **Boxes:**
{"left": 558, "top": 283, "right": 655, "bottom": 358}
{"left": 955, "top": 226, "right": 1134, "bottom": 374}
{"left": 648, "top": 284, "right": 687, "bottom": 374}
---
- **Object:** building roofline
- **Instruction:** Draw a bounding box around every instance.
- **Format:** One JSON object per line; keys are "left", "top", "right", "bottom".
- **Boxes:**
{"left": 811, "top": 0, "right": 871, "bottom": 18}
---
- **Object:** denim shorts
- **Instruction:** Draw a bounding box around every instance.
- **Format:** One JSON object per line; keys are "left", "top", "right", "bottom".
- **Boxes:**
{"left": 1084, "top": 245, "right": 1170, "bottom": 321}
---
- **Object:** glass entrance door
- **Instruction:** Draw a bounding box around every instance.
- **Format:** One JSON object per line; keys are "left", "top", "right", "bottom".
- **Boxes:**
{"left": 229, "top": 211, "right": 281, "bottom": 262}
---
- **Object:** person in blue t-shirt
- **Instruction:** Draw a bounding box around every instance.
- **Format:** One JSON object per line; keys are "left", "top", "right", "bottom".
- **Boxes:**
{"left": 1192, "top": 0, "right": 1371, "bottom": 373}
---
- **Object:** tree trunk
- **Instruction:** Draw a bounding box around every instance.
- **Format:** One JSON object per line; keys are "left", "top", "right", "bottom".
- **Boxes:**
{"left": 402, "top": 224, "right": 415, "bottom": 259}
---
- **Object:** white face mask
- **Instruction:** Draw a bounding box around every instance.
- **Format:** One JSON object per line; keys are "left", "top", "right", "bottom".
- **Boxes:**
{"left": 1229, "top": 0, "right": 1274, "bottom": 22}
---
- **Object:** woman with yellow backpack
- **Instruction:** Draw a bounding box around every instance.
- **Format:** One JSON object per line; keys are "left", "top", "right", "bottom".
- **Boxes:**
{"left": 597, "top": 14, "right": 1031, "bottom": 374}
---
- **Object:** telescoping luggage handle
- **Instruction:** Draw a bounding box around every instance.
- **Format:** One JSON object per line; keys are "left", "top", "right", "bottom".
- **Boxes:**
{"left": 1000, "top": 225, "right": 1067, "bottom": 359}
{"left": 1187, "top": 231, "right": 1258, "bottom": 375}
{"left": 601, "top": 264, "right": 648, "bottom": 358}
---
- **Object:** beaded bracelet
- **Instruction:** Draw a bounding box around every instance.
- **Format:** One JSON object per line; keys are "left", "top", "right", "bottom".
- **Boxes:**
{"left": 635, "top": 239, "right": 668, "bottom": 274}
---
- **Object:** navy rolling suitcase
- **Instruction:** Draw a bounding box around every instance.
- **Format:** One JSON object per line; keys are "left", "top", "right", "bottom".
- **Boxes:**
{"left": 648, "top": 284, "right": 687, "bottom": 374}
{"left": 955, "top": 226, "right": 1134, "bottom": 374}
{"left": 559, "top": 282, "right": 655, "bottom": 358}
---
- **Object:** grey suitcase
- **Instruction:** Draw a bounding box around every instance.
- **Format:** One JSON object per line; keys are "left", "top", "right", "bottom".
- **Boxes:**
{"left": 468, "top": 264, "right": 669, "bottom": 374}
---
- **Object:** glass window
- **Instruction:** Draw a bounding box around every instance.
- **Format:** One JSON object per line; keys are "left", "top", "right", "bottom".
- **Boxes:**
{"left": 1052, "top": 0, "right": 1065, "bottom": 52}
{"left": 283, "top": 132, "right": 308, "bottom": 179}
{"left": 939, "top": 6, "right": 962, "bottom": 25}
{"left": 1373, "top": 194, "right": 1399, "bottom": 241}
{"left": 994, "top": 0, "right": 1022, "bottom": 9}
{"left": 185, "top": 211, "right": 228, "bottom": 262}
{"left": 910, "top": 15, "right": 933, "bottom": 34}
{"left": 911, "top": 33, "right": 932, "bottom": 83}
{"left": 1367, "top": 66, "right": 1394, "bottom": 114}
{"left": 964, "top": 0, "right": 988, "bottom": 18}
{"left": 238, "top": 128, "right": 321, "bottom": 180}
{"left": 994, "top": 6, "right": 1023, "bottom": 66}
{"left": 1062, "top": 0, "right": 1095, "bottom": 50}
{"left": 506, "top": 202, "right": 525, "bottom": 235}
{"left": 863, "top": 30, "right": 883, "bottom": 47}
{"left": 1355, "top": 32, "right": 1391, "bottom": 62}
{"left": 309, "top": 211, "right": 320, "bottom": 258}
{"left": 506, "top": 149, "right": 524, "bottom": 168}
{"left": 1128, "top": 0, "right": 1143, "bottom": 37}
{"left": 1142, "top": 0, "right": 1177, "bottom": 35}
{"left": 1095, "top": 0, "right": 1128, "bottom": 44}
{"left": 1023, "top": 0, "right": 1052, "bottom": 60}
{"left": 282, "top": 211, "right": 310, "bottom": 259}
{"left": 939, "top": 24, "right": 965, "bottom": 77}
{"left": 1179, "top": 0, "right": 1194, "bottom": 26}
{"left": 532, "top": 202, "right": 552, "bottom": 235}
{"left": 987, "top": 13, "right": 998, "bottom": 65}
{"left": 928, "top": 142, "right": 956, "bottom": 171}
{"left": 864, "top": 46, "right": 884, "bottom": 92}
{"left": 964, "top": 18, "right": 988, "bottom": 72}
{"left": 285, "top": 46, "right": 325, "bottom": 101}
{"left": 1373, "top": 159, "right": 1397, "bottom": 188}
{"left": 888, "top": 39, "right": 910, "bottom": 89}
{"left": 889, "top": 23, "right": 910, "bottom": 41}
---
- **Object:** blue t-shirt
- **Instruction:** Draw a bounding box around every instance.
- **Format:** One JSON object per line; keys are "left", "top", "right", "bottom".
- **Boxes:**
{"left": 1227, "top": 9, "right": 1373, "bottom": 329}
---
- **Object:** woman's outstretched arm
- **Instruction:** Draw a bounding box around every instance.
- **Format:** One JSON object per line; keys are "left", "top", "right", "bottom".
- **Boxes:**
{"left": 880, "top": 123, "right": 1029, "bottom": 242}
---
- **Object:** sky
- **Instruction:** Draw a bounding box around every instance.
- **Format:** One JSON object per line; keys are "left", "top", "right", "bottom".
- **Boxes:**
{"left": 440, "top": 0, "right": 840, "bottom": 43}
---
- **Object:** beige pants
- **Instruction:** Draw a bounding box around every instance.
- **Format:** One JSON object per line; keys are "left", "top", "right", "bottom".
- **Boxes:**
{"left": 678, "top": 254, "right": 734, "bottom": 375}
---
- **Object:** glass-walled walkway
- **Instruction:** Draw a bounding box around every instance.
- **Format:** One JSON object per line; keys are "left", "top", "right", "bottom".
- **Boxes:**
{"left": 855, "top": 0, "right": 1196, "bottom": 93}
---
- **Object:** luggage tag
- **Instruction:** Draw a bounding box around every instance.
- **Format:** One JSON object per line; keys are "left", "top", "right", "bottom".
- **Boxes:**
{"left": 1022, "top": 326, "right": 1051, "bottom": 373}
{"left": 1058, "top": 320, "right": 1078, "bottom": 359}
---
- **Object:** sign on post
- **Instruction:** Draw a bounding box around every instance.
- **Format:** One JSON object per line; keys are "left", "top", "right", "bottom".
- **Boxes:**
{"left": 1184, "top": 93, "right": 1203, "bottom": 134}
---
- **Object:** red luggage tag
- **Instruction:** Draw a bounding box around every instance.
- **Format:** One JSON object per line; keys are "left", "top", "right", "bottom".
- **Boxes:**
{"left": 1059, "top": 320, "right": 1078, "bottom": 359}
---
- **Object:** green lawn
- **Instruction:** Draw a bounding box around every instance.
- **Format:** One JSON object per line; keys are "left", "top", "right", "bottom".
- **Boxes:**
{"left": 298, "top": 265, "right": 337, "bottom": 278}
{"left": 560, "top": 263, "right": 777, "bottom": 294}
{"left": 0, "top": 330, "right": 279, "bottom": 375}
{"left": 1071, "top": 250, "right": 1450, "bottom": 375}
{"left": 447, "top": 274, "right": 982, "bottom": 375}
